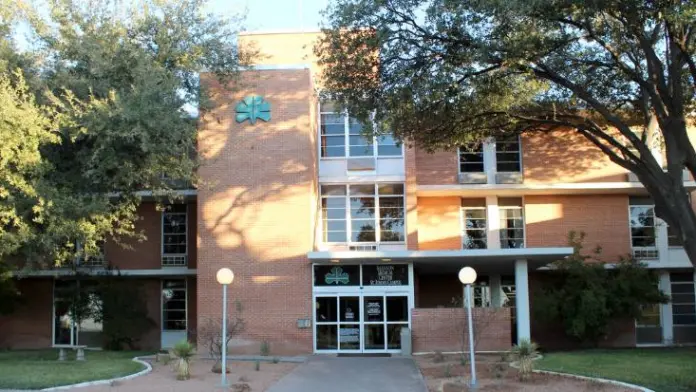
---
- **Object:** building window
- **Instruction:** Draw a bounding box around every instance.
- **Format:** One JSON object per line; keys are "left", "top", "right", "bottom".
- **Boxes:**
{"left": 320, "top": 184, "right": 405, "bottom": 244}
{"left": 472, "top": 276, "right": 491, "bottom": 308}
{"left": 162, "top": 280, "right": 187, "bottom": 331}
{"left": 459, "top": 143, "right": 484, "bottom": 173}
{"left": 320, "top": 105, "right": 345, "bottom": 157}
{"left": 162, "top": 204, "right": 187, "bottom": 266}
{"left": 636, "top": 303, "right": 661, "bottom": 327}
{"left": 319, "top": 102, "right": 402, "bottom": 158}
{"left": 629, "top": 197, "right": 658, "bottom": 258}
{"left": 461, "top": 198, "right": 487, "bottom": 249}
{"left": 496, "top": 136, "right": 521, "bottom": 172}
{"left": 499, "top": 197, "right": 524, "bottom": 248}
{"left": 670, "top": 273, "right": 695, "bottom": 326}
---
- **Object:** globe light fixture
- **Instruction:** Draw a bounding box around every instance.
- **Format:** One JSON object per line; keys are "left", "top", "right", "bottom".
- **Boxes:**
{"left": 216, "top": 267, "right": 234, "bottom": 386}
{"left": 458, "top": 266, "right": 477, "bottom": 388}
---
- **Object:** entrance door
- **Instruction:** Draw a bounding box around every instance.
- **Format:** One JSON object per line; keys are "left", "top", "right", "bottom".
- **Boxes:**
{"left": 161, "top": 279, "right": 187, "bottom": 349}
{"left": 315, "top": 294, "right": 409, "bottom": 353}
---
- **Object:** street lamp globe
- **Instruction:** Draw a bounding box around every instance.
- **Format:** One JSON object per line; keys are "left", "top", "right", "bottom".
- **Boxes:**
{"left": 216, "top": 268, "right": 234, "bottom": 285}
{"left": 458, "top": 266, "right": 477, "bottom": 285}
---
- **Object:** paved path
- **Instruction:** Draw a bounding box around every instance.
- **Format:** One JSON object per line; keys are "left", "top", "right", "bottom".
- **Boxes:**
{"left": 267, "top": 355, "right": 427, "bottom": 392}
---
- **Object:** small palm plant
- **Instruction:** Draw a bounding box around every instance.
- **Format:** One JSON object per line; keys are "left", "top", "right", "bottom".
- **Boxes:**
{"left": 511, "top": 339, "right": 539, "bottom": 381}
{"left": 171, "top": 340, "right": 196, "bottom": 380}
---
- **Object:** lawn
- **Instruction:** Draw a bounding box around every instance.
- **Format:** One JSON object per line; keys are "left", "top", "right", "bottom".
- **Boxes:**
{"left": 536, "top": 348, "right": 696, "bottom": 392}
{"left": 0, "top": 350, "right": 150, "bottom": 389}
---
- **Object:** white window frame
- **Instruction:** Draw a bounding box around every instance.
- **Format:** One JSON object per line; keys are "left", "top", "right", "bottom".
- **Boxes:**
{"left": 161, "top": 279, "right": 188, "bottom": 332}
{"left": 628, "top": 204, "right": 659, "bottom": 259}
{"left": 161, "top": 204, "right": 188, "bottom": 266}
{"left": 670, "top": 273, "right": 696, "bottom": 326}
{"left": 318, "top": 102, "right": 403, "bottom": 159}
{"left": 460, "top": 202, "right": 488, "bottom": 249}
{"left": 457, "top": 143, "right": 486, "bottom": 174}
{"left": 495, "top": 135, "right": 522, "bottom": 173}
{"left": 499, "top": 200, "right": 526, "bottom": 249}
{"left": 320, "top": 184, "right": 406, "bottom": 246}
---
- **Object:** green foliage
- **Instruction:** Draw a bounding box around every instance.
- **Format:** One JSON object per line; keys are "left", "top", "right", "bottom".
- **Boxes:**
{"left": 534, "top": 231, "right": 668, "bottom": 344}
{"left": 171, "top": 340, "right": 195, "bottom": 381}
{"left": 93, "top": 279, "right": 156, "bottom": 350}
{"left": 512, "top": 339, "right": 539, "bottom": 381}
{"left": 172, "top": 340, "right": 196, "bottom": 360}
{"left": 0, "top": 0, "right": 254, "bottom": 270}
{"left": 0, "top": 263, "right": 19, "bottom": 315}
{"left": 317, "top": 0, "right": 696, "bottom": 267}
{"left": 259, "top": 340, "right": 270, "bottom": 356}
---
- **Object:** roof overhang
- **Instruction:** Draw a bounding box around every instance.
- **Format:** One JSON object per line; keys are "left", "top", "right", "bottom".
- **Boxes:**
{"left": 417, "top": 182, "right": 696, "bottom": 197}
{"left": 308, "top": 247, "right": 574, "bottom": 274}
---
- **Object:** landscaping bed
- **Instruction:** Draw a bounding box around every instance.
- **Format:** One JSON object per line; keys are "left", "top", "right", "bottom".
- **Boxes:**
{"left": 415, "top": 353, "right": 635, "bottom": 392}
{"left": 0, "top": 350, "right": 148, "bottom": 390}
{"left": 78, "top": 356, "right": 298, "bottom": 392}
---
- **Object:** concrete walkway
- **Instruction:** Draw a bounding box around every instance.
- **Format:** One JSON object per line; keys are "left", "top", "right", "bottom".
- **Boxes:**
{"left": 267, "top": 355, "right": 428, "bottom": 392}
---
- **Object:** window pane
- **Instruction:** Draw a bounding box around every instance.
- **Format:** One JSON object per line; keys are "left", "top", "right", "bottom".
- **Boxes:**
{"left": 673, "top": 315, "right": 696, "bottom": 325}
{"left": 387, "top": 324, "right": 406, "bottom": 349}
{"left": 316, "top": 325, "right": 337, "bottom": 350}
{"left": 324, "top": 208, "right": 346, "bottom": 219}
{"left": 386, "top": 296, "right": 408, "bottom": 322}
{"left": 497, "top": 162, "right": 521, "bottom": 172}
{"left": 378, "top": 145, "right": 402, "bottom": 156}
{"left": 349, "top": 145, "right": 373, "bottom": 156}
{"left": 352, "top": 229, "right": 376, "bottom": 242}
{"left": 322, "top": 197, "right": 346, "bottom": 208}
{"left": 339, "top": 324, "right": 360, "bottom": 350}
{"left": 349, "top": 184, "right": 376, "bottom": 196}
{"left": 378, "top": 184, "right": 404, "bottom": 195}
{"left": 321, "top": 185, "right": 347, "bottom": 196}
{"left": 316, "top": 297, "right": 338, "bottom": 322}
{"left": 350, "top": 198, "right": 375, "bottom": 218}
{"left": 465, "top": 210, "right": 486, "bottom": 220}
{"left": 322, "top": 145, "right": 345, "bottom": 157}
{"left": 325, "top": 220, "right": 346, "bottom": 231}
{"left": 364, "top": 324, "right": 385, "bottom": 350}
{"left": 460, "top": 143, "right": 485, "bottom": 173}
{"left": 325, "top": 231, "right": 347, "bottom": 242}
{"left": 671, "top": 273, "right": 695, "bottom": 282}
{"left": 364, "top": 297, "right": 384, "bottom": 322}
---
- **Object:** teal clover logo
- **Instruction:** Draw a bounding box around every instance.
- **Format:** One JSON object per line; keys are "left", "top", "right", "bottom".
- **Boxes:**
{"left": 325, "top": 266, "right": 350, "bottom": 285}
{"left": 235, "top": 95, "right": 271, "bottom": 124}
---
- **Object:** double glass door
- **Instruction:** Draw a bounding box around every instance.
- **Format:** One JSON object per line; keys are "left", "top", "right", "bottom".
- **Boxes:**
{"left": 315, "top": 293, "right": 409, "bottom": 352}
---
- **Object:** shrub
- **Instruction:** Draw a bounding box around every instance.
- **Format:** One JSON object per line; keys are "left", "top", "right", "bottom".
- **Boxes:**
{"left": 512, "top": 339, "right": 538, "bottom": 381}
{"left": 93, "top": 279, "right": 156, "bottom": 350}
{"left": 198, "top": 301, "right": 244, "bottom": 373}
{"left": 171, "top": 340, "right": 195, "bottom": 381}
{"left": 534, "top": 231, "right": 668, "bottom": 344}
{"left": 260, "top": 340, "right": 270, "bottom": 356}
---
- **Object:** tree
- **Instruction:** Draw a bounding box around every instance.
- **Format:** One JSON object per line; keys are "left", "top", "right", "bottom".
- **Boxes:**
{"left": 534, "top": 231, "right": 667, "bottom": 344}
{"left": 93, "top": 278, "right": 157, "bottom": 350}
{"left": 316, "top": 0, "right": 696, "bottom": 266}
{"left": 0, "top": 0, "right": 255, "bottom": 269}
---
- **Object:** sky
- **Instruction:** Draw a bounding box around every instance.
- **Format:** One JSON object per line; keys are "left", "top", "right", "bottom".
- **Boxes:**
{"left": 208, "top": 0, "right": 330, "bottom": 32}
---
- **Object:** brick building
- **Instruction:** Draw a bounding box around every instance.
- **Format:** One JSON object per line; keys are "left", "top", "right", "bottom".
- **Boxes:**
{"left": 1, "top": 31, "right": 695, "bottom": 353}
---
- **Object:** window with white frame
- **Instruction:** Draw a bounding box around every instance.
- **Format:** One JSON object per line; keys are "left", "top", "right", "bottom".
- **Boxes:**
{"left": 319, "top": 101, "right": 402, "bottom": 158}
{"left": 670, "top": 273, "right": 696, "bottom": 326}
{"left": 667, "top": 225, "right": 683, "bottom": 247}
{"left": 496, "top": 135, "right": 521, "bottom": 172}
{"left": 629, "top": 197, "right": 658, "bottom": 258}
{"left": 162, "top": 204, "right": 187, "bottom": 266}
{"left": 499, "top": 197, "right": 524, "bottom": 249}
{"left": 461, "top": 198, "right": 487, "bottom": 249}
{"left": 320, "top": 184, "right": 405, "bottom": 244}
{"left": 162, "top": 279, "right": 187, "bottom": 331}
{"left": 458, "top": 143, "right": 484, "bottom": 173}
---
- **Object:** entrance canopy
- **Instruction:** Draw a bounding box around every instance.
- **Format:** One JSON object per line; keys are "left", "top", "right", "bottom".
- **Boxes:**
{"left": 308, "top": 247, "right": 574, "bottom": 274}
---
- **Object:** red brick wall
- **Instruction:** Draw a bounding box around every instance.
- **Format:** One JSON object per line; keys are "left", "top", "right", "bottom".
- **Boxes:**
{"left": 411, "top": 308, "right": 512, "bottom": 352}
{"left": 405, "top": 146, "right": 420, "bottom": 250}
{"left": 417, "top": 274, "right": 462, "bottom": 308}
{"left": 525, "top": 194, "right": 631, "bottom": 262}
{"left": 197, "top": 69, "right": 315, "bottom": 355}
{"left": 417, "top": 197, "right": 462, "bottom": 250}
{"left": 0, "top": 279, "right": 53, "bottom": 349}
{"left": 105, "top": 201, "right": 197, "bottom": 270}
{"left": 522, "top": 131, "right": 627, "bottom": 184}
{"left": 415, "top": 148, "right": 459, "bottom": 185}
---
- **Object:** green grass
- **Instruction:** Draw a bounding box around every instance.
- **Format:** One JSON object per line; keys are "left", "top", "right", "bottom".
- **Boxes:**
{"left": 0, "top": 350, "right": 151, "bottom": 389}
{"left": 536, "top": 348, "right": 696, "bottom": 392}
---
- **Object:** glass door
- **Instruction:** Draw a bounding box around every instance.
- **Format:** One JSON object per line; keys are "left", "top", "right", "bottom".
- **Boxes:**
{"left": 315, "top": 295, "right": 361, "bottom": 352}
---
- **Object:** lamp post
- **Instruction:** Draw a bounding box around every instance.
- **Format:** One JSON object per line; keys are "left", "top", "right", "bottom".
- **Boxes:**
{"left": 216, "top": 268, "right": 234, "bottom": 387}
{"left": 458, "top": 266, "right": 477, "bottom": 389}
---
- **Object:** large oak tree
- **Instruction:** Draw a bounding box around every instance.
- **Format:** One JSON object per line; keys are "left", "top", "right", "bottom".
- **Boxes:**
{"left": 0, "top": 0, "right": 254, "bottom": 272}
{"left": 316, "top": 0, "right": 696, "bottom": 266}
